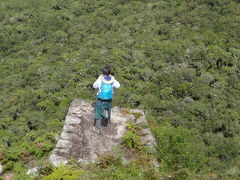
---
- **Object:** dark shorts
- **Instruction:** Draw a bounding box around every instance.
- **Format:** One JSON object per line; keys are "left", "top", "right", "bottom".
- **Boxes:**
{"left": 95, "top": 98, "right": 112, "bottom": 120}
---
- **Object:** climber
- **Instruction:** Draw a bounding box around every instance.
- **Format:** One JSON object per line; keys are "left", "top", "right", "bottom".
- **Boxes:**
{"left": 92, "top": 66, "right": 120, "bottom": 135}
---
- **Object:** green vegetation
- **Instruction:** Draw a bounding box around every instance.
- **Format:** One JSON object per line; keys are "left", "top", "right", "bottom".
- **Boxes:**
{"left": 122, "top": 123, "right": 141, "bottom": 149}
{"left": 0, "top": 0, "right": 240, "bottom": 179}
{"left": 42, "top": 164, "right": 83, "bottom": 180}
{"left": 154, "top": 123, "right": 205, "bottom": 172}
{"left": 79, "top": 149, "right": 161, "bottom": 180}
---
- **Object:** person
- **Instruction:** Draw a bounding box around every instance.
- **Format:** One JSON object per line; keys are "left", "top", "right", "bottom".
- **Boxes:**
{"left": 92, "top": 66, "right": 120, "bottom": 135}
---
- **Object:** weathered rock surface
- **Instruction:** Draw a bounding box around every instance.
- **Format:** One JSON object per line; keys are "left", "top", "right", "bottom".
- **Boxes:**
{"left": 49, "top": 99, "right": 157, "bottom": 167}
{"left": 49, "top": 154, "right": 68, "bottom": 167}
{"left": 26, "top": 167, "right": 39, "bottom": 177}
{"left": 65, "top": 116, "right": 81, "bottom": 125}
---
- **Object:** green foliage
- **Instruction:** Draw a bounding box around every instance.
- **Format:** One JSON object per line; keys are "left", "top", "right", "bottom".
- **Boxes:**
{"left": 0, "top": 0, "right": 240, "bottom": 178}
{"left": 42, "top": 164, "right": 83, "bottom": 180}
{"left": 96, "top": 153, "right": 122, "bottom": 169}
{"left": 83, "top": 152, "right": 161, "bottom": 180}
{"left": 122, "top": 123, "right": 141, "bottom": 150}
{"left": 122, "top": 131, "right": 141, "bottom": 150}
{"left": 154, "top": 123, "right": 205, "bottom": 171}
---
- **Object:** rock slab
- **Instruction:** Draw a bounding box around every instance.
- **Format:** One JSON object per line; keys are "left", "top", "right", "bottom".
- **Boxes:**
{"left": 49, "top": 99, "right": 157, "bottom": 167}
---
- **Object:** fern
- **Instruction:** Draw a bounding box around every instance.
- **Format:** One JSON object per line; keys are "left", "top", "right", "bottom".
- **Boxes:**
{"left": 42, "top": 164, "right": 83, "bottom": 180}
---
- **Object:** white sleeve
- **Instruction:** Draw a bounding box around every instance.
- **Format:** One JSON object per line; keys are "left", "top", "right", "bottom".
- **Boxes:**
{"left": 113, "top": 79, "right": 120, "bottom": 88}
{"left": 93, "top": 75, "right": 102, "bottom": 89}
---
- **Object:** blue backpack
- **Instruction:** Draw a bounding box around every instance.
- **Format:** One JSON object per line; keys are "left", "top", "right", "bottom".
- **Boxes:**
{"left": 98, "top": 82, "right": 113, "bottom": 100}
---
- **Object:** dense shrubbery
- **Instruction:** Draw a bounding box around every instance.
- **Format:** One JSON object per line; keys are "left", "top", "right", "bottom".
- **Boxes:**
{"left": 0, "top": 0, "right": 240, "bottom": 178}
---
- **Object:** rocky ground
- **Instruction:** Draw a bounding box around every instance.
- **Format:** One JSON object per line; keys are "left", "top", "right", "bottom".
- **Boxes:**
{"left": 49, "top": 99, "right": 157, "bottom": 167}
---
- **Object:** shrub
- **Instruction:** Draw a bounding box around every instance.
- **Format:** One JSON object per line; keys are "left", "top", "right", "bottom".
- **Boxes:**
{"left": 122, "top": 131, "right": 141, "bottom": 150}
{"left": 154, "top": 123, "right": 205, "bottom": 171}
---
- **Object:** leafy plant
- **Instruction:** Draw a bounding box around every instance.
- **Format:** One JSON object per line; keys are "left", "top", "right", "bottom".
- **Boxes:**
{"left": 122, "top": 131, "right": 141, "bottom": 150}
{"left": 42, "top": 164, "right": 83, "bottom": 180}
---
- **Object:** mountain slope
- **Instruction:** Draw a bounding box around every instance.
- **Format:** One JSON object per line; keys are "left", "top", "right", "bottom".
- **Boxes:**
{"left": 0, "top": 0, "right": 240, "bottom": 178}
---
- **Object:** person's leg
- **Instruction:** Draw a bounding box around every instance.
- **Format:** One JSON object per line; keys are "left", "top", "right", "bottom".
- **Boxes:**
{"left": 94, "top": 99, "right": 104, "bottom": 132}
{"left": 107, "top": 102, "right": 112, "bottom": 122}
{"left": 95, "top": 119, "right": 101, "bottom": 132}
{"left": 103, "top": 101, "right": 112, "bottom": 123}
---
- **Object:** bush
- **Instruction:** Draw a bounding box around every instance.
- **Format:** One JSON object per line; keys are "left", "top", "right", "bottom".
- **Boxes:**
{"left": 154, "top": 123, "right": 205, "bottom": 171}
{"left": 122, "top": 131, "right": 141, "bottom": 150}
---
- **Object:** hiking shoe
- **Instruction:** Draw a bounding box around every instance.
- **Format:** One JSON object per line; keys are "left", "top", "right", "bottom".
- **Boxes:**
{"left": 92, "top": 127, "right": 101, "bottom": 135}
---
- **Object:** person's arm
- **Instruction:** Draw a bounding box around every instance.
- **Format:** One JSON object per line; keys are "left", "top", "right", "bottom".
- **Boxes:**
{"left": 113, "top": 79, "right": 120, "bottom": 88}
{"left": 93, "top": 75, "right": 103, "bottom": 89}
